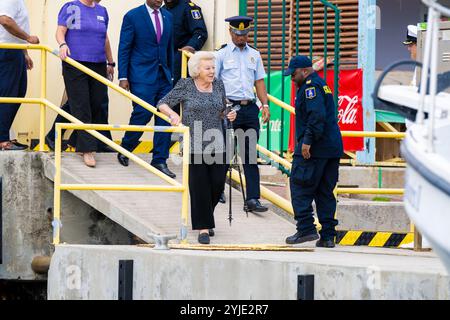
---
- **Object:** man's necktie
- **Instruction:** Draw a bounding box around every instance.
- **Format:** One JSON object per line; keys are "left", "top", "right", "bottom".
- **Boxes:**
{"left": 153, "top": 10, "right": 162, "bottom": 43}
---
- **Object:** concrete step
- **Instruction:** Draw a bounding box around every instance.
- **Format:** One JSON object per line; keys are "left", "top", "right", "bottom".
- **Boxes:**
{"left": 259, "top": 162, "right": 406, "bottom": 189}
{"left": 259, "top": 164, "right": 410, "bottom": 233}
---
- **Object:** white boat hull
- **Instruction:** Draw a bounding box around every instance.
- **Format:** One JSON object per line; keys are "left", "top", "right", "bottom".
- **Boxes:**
{"left": 404, "top": 166, "right": 450, "bottom": 273}
{"left": 402, "top": 124, "right": 450, "bottom": 273}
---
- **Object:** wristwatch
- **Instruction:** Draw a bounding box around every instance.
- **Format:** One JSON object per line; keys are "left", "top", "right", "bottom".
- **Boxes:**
{"left": 107, "top": 62, "right": 116, "bottom": 67}
{"left": 262, "top": 104, "right": 269, "bottom": 109}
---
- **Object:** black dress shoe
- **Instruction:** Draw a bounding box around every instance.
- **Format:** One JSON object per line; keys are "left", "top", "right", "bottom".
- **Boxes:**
{"left": 316, "top": 239, "right": 336, "bottom": 248}
{"left": 45, "top": 136, "right": 68, "bottom": 151}
{"left": 285, "top": 231, "right": 319, "bottom": 245}
{"left": 246, "top": 199, "right": 268, "bottom": 213}
{"left": 152, "top": 163, "right": 176, "bottom": 179}
{"left": 10, "top": 139, "right": 28, "bottom": 149}
{"left": 219, "top": 192, "right": 226, "bottom": 204}
{"left": 0, "top": 141, "right": 27, "bottom": 151}
{"left": 45, "top": 136, "right": 55, "bottom": 151}
{"left": 97, "top": 145, "right": 116, "bottom": 153}
{"left": 117, "top": 153, "right": 129, "bottom": 167}
{"left": 208, "top": 229, "right": 215, "bottom": 237}
{"left": 198, "top": 232, "right": 210, "bottom": 244}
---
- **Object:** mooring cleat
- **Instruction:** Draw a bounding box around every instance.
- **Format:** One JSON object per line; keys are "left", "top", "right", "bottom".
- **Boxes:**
{"left": 148, "top": 233, "right": 177, "bottom": 250}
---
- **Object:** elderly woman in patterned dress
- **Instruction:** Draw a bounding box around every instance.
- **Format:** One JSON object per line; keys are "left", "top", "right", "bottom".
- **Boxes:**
{"left": 157, "top": 51, "right": 237, "bottom": 244}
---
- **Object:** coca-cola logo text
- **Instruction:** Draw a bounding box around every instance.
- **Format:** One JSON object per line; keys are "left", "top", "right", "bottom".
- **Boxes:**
{"left": 338, "top": 95, "right": 359, "bottom": 125}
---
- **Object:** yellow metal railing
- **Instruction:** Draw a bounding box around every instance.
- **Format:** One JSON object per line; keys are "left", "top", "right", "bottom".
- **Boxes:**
{"left": 0, "top": 43, "right": 171, "bottom": 150}
{"left": 0, "top": 44, "right": 190, "bottom": 245}
{"left": 53, "top": 123, "right": 190, "bottom": 245}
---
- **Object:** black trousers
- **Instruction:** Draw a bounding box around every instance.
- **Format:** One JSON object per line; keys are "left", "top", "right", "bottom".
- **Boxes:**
{"left": 232, "top": 102, "right": 261, "bottom": 200}
{"left": 290, "top": 156, "right": 340, "bottom": 241}
{"left": 62, "top": 61, "right": 107, "bottom": 152}
{"left": 189, "top": 154, "right": 227, "bottom": 230}
{"left": 0, "top": 49, "right": 27, "bottom": 142}
{"left": 46, "top": 91, "right": 112, "bottom": 149}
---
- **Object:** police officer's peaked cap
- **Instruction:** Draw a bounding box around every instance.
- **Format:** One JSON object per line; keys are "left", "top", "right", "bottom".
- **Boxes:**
{"left": 283, "top": 56, "right": 313, "bottom": 76}
{"left": 403, "top": 25, "right": 418, "bottom": 45}
{"left": 225, "top": 16, "right": 253, "bottom": 35}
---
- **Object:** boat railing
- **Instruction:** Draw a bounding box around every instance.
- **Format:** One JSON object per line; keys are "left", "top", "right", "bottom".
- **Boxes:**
{"left": 419, "top": 0, "right": 450, "bottom": 152}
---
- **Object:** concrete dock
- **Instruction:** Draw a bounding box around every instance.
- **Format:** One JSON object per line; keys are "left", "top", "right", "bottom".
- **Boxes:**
{"left": 2, "top": 152, "right": 448, "bottom": 299}
{"left": 48, "top": 244, "right": 449, "bottom": 300}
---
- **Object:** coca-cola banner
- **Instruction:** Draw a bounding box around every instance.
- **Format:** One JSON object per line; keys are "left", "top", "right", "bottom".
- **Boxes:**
{"left": 288, "top": 69, "right": 365, "bottom": 152}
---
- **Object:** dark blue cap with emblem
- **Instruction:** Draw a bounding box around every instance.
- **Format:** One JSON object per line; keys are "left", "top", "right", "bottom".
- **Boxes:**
{"left": 225, "top": 16, "right": 253, "bottom": 35}
{"left": 283, "top": 55, "right": 313, "bottom": 76}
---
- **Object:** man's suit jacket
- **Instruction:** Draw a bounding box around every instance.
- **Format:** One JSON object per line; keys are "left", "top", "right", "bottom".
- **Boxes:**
{"left": 118, "top": 5, "right": 174, "bottom": 85}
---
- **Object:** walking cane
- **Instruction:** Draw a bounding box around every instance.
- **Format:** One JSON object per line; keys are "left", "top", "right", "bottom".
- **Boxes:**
{"left": 225, "top": 104, "right": 248, "bottom": 226}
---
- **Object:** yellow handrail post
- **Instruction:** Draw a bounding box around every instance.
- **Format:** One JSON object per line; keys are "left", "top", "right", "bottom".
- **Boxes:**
{"left": 39, "top": 49, "right": 47, "bottom": 151}
{"left": 180, "top": 127, "right": 190, "bottom": 244}
{"left": 181, "top": 51, "right": 188, "bottom": 79}
{"left": 411, "top": 222, "right": 423, "bottom": 251}
{"left": 53, "top": 124, "right": 62, "bottom": 245}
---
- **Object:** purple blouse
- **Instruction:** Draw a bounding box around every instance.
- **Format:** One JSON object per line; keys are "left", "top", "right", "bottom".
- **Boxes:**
{"left": 58, "top": 0, "right": 109, "bottom": 63}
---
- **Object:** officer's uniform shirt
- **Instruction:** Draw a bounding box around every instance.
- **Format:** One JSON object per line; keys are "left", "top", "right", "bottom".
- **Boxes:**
{"left": 0, "top": 0, "right": 30, "bottom": 44}
{"left": 295, "top": 72, "right": 343, "bottom": 158}
{"left": 165, "top": 0, "right": 207, "bottom": 51}
{"left": 215, "top": 42, "right": 266, "bottom": 100}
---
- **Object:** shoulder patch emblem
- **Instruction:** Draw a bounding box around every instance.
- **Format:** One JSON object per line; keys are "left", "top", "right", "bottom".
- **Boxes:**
{"left": 305, "top": 87, "right": 316, "bottom": 99}
{"left": 323, "top": 85, "right": 332, "bottom": 94}
{"left": 247, "top": 44, "right": 259, "bottom": 51}
{"left": 215, "top": 44, "right": 227, "bottom": 51}
{"left": 191, "top": 9, "right": 202, "bottom": 19}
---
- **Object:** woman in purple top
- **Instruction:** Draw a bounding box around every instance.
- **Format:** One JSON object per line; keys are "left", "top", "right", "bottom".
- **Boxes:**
{"left": 56, "top": 0, "right": 114, "bottom": 167}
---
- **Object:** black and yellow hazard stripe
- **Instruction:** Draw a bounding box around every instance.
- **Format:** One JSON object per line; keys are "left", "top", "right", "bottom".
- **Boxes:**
{"left": 31, "top": 140, "right": 180, "bottom": 154}
{"left": 336, "top": 230, "right": 414, "bottom": 248}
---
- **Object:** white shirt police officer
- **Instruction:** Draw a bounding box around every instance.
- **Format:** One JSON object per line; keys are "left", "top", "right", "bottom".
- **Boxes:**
{"left": 215, "top": 15, "right": 270, "bottom": 213}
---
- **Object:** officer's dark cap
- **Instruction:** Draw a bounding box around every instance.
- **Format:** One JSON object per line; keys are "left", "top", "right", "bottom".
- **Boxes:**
{"left": 283, "top": 56, "right": 313, "bottom": 76}
{"left": 226, "top": 16, "right": 253, "bottom": 35}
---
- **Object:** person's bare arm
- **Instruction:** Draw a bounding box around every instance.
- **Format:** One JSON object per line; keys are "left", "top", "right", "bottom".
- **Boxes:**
{"left": 23, "top": 49, "right": 33, "bottom": 70}
{"left": 0, "top": 15, "right": 39, "bottom": 43}
{"left": 105, "top": 35, "right": 114, "bottom": 80}
{"left": 56, "top": 25, "right": 70, "bottom": 60}
{"left": 105, "top": 35, "right": 113, "bottom": 64}
{"left": 255, "top": 79, "right": 268, "bottom": 105}
{"left": 255, "top": 79, "right": 270, "bottom": 123}
{"left": 158, "top": 104, "right": 181, "bottom": 126}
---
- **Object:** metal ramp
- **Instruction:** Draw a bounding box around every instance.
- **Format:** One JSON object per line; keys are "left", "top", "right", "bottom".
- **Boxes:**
{"left": 41, "top": 153, "right": 294, "bottom": 245}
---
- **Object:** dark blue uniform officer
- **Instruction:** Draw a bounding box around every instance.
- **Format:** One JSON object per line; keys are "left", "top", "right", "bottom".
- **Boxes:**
{"left": 283, "top": 56, "right": 343, "bottom": 248}
{"left": 164, "top": 0, "right": 208, "bottom": 84}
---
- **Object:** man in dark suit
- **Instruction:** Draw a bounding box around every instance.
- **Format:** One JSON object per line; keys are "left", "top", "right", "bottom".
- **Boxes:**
{"left": 117, "top": 0, "right": 175, "bottom": 178}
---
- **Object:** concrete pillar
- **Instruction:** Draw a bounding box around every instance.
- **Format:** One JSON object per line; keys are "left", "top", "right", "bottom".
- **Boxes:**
{"left": 357, "top": 0, "right": 377, "bottom": 164}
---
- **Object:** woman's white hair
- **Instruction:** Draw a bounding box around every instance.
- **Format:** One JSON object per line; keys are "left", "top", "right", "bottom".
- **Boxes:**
{"left": 188, "top": 51, "right": 216, "bottom": 78}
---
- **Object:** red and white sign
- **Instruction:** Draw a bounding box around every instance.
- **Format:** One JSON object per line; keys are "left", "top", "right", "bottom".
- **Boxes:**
{"left": 288, "top": 69, "right": 365, "bottom": 152}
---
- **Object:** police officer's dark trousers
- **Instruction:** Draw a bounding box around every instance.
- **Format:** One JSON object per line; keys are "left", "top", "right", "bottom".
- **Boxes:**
{"left": 290, "top": 155, "right": 339, "bottom": 241}
{"left": 0, "top": 49, "right": 27, "bottom": 143}
{"left": 232, "top": 102, "right": 261, "bottom": 200}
